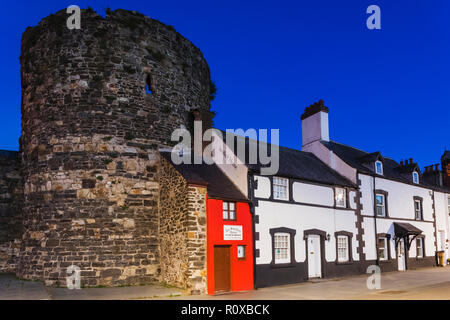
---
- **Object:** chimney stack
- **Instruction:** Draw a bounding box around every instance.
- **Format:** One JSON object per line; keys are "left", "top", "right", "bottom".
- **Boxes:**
{"left": 301, "top": 99, "right": 330, "bottom": 148}
{"left": 442, "top": 151, "right": 450, "bottom": 187}
{"left": 423, "top": 163, "right": 443, "bottom": 187}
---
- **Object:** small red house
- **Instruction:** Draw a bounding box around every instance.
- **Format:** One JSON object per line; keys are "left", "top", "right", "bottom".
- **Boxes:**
{"left": 207, "top": 199, "right": 254, "bottom": 294}
{"left": 161, "top": 152, "right": 254, "bottom": 295}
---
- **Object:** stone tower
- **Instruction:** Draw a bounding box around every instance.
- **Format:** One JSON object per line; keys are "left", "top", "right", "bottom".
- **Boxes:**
{"left": 19, "top": 8, "right": 213, "bottom": 286}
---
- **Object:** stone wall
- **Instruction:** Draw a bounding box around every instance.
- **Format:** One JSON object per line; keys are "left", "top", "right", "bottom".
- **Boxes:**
{"left": 0, "top": 151, "right": 23, "bottom": 273}
{"left": 185, "top": 185, "right": 208, "bottom": 295}
{"left": 159, "top": 156, "right": 207, "bottom": 294}
{"left": 159, "top": 157, "right": 189, "bottom": 289}
{"left": 18, "top": 8, "right": 213, "bottom": 287}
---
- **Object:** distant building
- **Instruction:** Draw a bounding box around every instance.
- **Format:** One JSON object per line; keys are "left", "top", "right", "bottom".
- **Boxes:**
{"left": 302, "top": 101, "right": 450, "bottom": 273}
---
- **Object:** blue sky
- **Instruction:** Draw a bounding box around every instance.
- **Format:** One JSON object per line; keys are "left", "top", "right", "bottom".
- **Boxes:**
{"left": 1, "top": 0, "right": 449, "bottom": 168}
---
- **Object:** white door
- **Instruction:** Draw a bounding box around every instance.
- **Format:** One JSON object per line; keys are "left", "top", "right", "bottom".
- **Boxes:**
{"left": 308, "top": 235, "right": 322, "bottom": 278}
{"left": 397, "top": 238, "right": 406, "bottom": 271}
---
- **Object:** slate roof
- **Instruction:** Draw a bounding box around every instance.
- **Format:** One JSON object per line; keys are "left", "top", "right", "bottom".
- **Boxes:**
{"left": 394, "top": 222, "right": 423, "bottom": 237}
{"left": 321, "top": 140, "right": 450, "bottom": 193}
{"left": 218, "top": 131, "right": 356, "bottom": 188}
{"left": 160, "top": 151, "right": 248, "bottom": 202}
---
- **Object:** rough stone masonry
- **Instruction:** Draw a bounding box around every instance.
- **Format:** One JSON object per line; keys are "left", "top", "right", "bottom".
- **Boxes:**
{"left": 0, "top": 8, "right": 215, "bottom": 293}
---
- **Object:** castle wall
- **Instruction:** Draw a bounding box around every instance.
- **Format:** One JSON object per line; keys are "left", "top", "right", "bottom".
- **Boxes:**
{"left": 0, "top": 152, "right": 23, "bottom": 274}
{"left": 19, "top": 8, "right": 212, "bottom": 287}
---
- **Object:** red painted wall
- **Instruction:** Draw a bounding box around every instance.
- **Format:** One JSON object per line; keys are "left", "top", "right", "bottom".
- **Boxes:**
{"left": 206, "top": 199, "right": 254, "bottom": 294}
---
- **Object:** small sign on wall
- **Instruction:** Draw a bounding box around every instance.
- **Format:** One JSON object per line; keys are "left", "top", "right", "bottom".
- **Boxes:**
{"left": 237, "top": 245, "right": 246, "bottom": 259}
{"left": 224, "top": 225, "right": 243, "bottom": 241}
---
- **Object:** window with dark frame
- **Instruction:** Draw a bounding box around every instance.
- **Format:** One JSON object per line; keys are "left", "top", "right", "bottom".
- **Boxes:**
{"left": 375, "top": 161, "right": 383, "bottom": 175}
{"left": 416, "top": 238, "right": 424, "bottom": 258}
{"left": 335, "top": 188, "right": 347, "bottom": 208}
{"left": 414, "top": 199, "right": 423, "bottom": 220}
{"left": 337, "top": 235, "right": 349, "bottom": 262}
{"left": 448, "top": 197, "right": 450, "bottom": 216}
{"left": 274, "top": 233, "right": 290, "bottom": 264}
{"left": 222, "top": 201, "right": 236, "bottom": 221}
{"left": 376, "top": 194, "right": 386, "bottom": 217}
{"left": 413, "top": 171, "right": 419, "bottom": 184}
{"left": 378, "top": 237, "right": 388, "bottom": 260}
{"left": 273, "top": 177, "right": 289, "bottom": 200}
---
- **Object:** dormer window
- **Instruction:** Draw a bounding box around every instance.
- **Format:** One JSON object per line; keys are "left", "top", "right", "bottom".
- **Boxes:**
{"left": 375, "top": 161, "right": 383, "bottom": 175}
{"left": 413, "top": 171, "right": 419, "bottom": 184}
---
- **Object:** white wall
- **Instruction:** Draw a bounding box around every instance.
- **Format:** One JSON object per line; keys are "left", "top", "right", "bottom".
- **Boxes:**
{"left": 360, "top": 174, "right": 374, "bottom": 216}
{"left": 375, "top": 177, "right": 434, "bottom": 221}
{"left": 435, "top": 191, "right": 450, "bottom": 261}
{"left": 254, "top": 200, "right": 359, "bottom": 265}
{"left": 292, "top": 182, "right": 334, "bottom": 207}
{"left": 359, "top": 173, "right": 438, "bottom": 260}
{"left": 254, "top": 176, "right": 271, "bottom": 199}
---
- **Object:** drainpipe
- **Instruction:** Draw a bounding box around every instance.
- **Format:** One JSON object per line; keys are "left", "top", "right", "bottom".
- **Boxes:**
{"left": 373, "top": 175, "right": 379, "bottom": 266}
{"left": 248, "top": 171, "right": 258, "bottom": 290}
{"left": 431, "top": 190, "right": 439, "bottom": 265}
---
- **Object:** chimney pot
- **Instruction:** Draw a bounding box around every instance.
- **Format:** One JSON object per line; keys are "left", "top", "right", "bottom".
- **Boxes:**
{"left": 400, "top": 160, "right": 404, "bottom": 166}
{"left": 409, "top": 158, "right": 413, "bottom": 165}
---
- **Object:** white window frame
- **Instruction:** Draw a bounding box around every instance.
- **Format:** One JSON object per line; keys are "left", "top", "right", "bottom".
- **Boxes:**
{"left": 413, "top": 171, "right": 419, "bottom": 184}
{"left": 274, "top": 232, "right": 290, "bottom": 264}
{"left": 376, "top": 194, "right": 386, "bottom": 217}
{"left": 222, "top": 201, "right": 236, "bottom": 221}
{"left": 375, "top": 161, "right": 383, "bottom": 175}
{"left": 378, "top": 237, "right": 388, "bottom": 261}
{"left": 273, "top": 177, "right": 289, "bottom": 201}
{"left": 335, "top": 188, "right": 347, "bottom": 208}
{"left": 414, "top": 199, "right": 422, "bottom": 220}
{"left": 337, "top": 235, "right": 349, "bottom": 262}
{"left": 416, "top": 238, "right": 424, "bottom": 258}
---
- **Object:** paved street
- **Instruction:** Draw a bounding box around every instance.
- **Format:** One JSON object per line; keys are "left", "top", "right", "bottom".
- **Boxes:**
{"left": 0, "top": 267, "right": 449, "bottom": 300}
{"left": 180, "top": 266, "right": 450, "bottom": 300}
{"left": 0, "top": 274, "right": 183, "bottom": 300}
